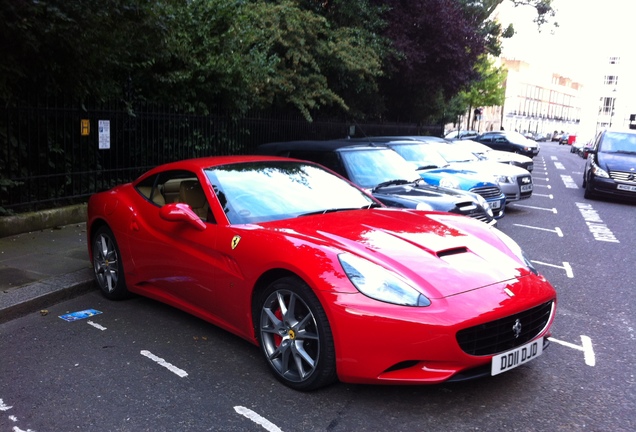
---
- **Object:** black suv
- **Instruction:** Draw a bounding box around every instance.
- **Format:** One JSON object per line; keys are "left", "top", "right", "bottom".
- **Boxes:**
{"left": 474, "top": 131, "right": 540, "bottom": 158}
{"left": 582, "top": 129, "right": 636, "bottom": 200}
{"left": 256, "top": 140, "right": 496, "bottom": 225}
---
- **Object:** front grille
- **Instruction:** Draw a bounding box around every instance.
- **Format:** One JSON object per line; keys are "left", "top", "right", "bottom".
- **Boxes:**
{"left": 470, "top": 186, "right": 502, "bottom": 199}
{"left": 456, "top": 301, "right": 554, "bottom": 356}
{"left": 610, "top": 170, "right": 636, "bottom": 184}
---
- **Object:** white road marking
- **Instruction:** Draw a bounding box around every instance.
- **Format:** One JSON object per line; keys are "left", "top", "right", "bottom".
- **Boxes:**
{"left": 549, "top": 336, "right": 596, "bottom": 366}
{"left": 575, "top": 202, "right": 620, "bottom": 243}
{"left": 560, "top": 174, "right": 579, "bottom": 188}
{"left": 533, "top": 184, "right": 552, "bottom": 189}
{"left": 531, "top": 193, "right": 554, "bottom": 199}
{"left": 140, "top": 350, "right": 188, "bottom": 378}
{"left": 0, "top": 399, "right": 12, "bottom": 411}
{"left": 87, "top": 321, "right": 107, "bottom": 331}
{"left": 509, "top": 203, "right": 558, "bottom": 213}
{"left": 554, "top": 162, "right": 565, "bottom": 170}
{"left": 513, "top": 224, "right": 563, "bottom": 237}
{"left": 550, "top": 156, "right": 558, "bottom": 160}
{"left": 531, "top": 260, "right": 573, "bottom": 278}
{"left": 234, "top": 406, "right": 283, "bottom": 432}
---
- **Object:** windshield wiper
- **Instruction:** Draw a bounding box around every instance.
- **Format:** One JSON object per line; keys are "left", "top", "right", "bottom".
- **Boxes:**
{"left": 298, "top": 207, "right": 363, "bottom": 217}
{"left": 372, "top": 179, "right": 410, "bottom": 192}
{"left": 298, "top": 203, "right": 382, "bottom": 217}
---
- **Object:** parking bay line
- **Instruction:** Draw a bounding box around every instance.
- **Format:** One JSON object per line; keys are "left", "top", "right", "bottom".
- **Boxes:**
{"left": 140, "top": 350, "right": 188, "bottom": 378}
{"left": 548, "top": 336, "right": 596, "bottom": 366}
{"left": 531, "top": 193, "right": 554, "bottom": 199}
{"left": 234, "top": 406, "right": 283, "bottom": 432}
{"left": 513, "top": 224, "right": 562, "bottom": 236}
{"left": 509, "top": 203, "right": 558, "bottom": 213}
{"left": 531, "top": 260, "right": 573, "bottom": 278}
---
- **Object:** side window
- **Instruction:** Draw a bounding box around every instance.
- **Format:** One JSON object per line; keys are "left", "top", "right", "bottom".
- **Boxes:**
{"left": 137, "top": 170, "right": 215, "bottom": 223}
{"left": 494, "top": 136, "right": 507, "bottom": 143}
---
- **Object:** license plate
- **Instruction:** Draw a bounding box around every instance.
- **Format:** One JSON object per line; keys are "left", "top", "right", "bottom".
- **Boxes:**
{"left": 490, "top": 200, "right": 502, "bottom": 209}
{"left": 491, "top": 339, "right": 543, "bottom": 376}
{"left": 617, "top": 184, "right": 636, "bottom": 192}
{"left": 520, "top": 184, "right": 533, "bottom": 192}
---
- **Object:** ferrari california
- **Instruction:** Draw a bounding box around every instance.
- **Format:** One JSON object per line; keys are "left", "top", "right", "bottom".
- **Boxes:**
{"left": 87, "top": 156, "right": 557, "bottom": 391}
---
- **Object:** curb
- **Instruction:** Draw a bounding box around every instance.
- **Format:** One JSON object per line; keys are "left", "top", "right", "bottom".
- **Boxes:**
{"left": 0, "top": 268, "right": 96, "bottom": 324}
{"left": 0, "top": 203, "right": 88, "bottom": 238}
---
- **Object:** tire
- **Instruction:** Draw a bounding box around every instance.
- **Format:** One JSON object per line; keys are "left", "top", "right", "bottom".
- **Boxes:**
{"left": 92, "top": 225, "right": 130, "bottom": 300}
{"left": 255, "top": 276, "right": 337, "bottom": 391}
{"left": 583, "top": 175, "right": 595, "bottom": 200}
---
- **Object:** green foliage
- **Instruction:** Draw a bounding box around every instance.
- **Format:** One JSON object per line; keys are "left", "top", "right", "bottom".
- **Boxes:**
{"left": 459, "top": 56, "right": 507, "bottom": 110}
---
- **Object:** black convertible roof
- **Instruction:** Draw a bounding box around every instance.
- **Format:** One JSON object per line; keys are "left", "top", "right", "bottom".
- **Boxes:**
{"left": 256, "top": 139, "right": 390, "bottom": 155}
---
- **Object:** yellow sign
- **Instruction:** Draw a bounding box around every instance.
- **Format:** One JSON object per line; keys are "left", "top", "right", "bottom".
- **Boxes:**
{"left": 81, "top": 119, "right": 90, "bottom": 136}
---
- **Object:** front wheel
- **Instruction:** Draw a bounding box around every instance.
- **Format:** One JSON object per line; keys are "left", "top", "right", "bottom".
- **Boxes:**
{"left": 92, "top": 226, "right": 130, "bottom": 300}
{"left": 256, "top": 277, "right": 337, "bottom": 391}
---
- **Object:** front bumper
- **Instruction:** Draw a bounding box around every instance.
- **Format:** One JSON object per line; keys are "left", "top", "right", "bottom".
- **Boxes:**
{"left": 322, "top": 275, "right": 556, "bottom": 385}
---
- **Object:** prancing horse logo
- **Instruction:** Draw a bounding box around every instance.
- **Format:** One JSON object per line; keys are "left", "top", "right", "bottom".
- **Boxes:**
{"left": 512, "top": 319, "right": 522, "bottom": 338}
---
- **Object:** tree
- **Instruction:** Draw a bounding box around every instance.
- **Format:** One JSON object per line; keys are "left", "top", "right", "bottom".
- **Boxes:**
{"left": 457, "top": 55, "right": 507, "bottom": 130}
{"left": 375, "top": 0, "right": 486, "bottom": 123}
{"left": 0, "top": 0, "right": 172, "bottom": 105}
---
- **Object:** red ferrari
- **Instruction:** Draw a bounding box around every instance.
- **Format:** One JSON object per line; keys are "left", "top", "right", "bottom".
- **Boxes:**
{"left": 87, "top": 156, "right": 557, "bottom": 391}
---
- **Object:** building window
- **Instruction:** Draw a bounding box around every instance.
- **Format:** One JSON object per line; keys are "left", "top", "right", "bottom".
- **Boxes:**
{"left": 604, "top": 75, "right": 619, "bottom": 85}
{"left": 601, "top": 97, "right": 615, "bottom": 115}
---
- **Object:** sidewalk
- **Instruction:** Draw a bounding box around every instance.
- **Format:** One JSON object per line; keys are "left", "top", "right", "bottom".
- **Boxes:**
{"left": 0, "top": 223, "right": 95, "bottom": 324}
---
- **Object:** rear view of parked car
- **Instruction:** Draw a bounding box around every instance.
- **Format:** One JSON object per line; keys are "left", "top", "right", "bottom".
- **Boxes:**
{"left": 582, "top": 129, "right": 636, "bottom": 200}
{"left": 475, "top": 131, "right": 540, "bottom": 158}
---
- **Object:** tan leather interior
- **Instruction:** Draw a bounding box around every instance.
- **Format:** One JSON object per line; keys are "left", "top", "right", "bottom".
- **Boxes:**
{"left": 179, "top": 180, "right": 209, "bottom": 220}
{"left": 137, "top": 186, "right": 166, "bottom": 206}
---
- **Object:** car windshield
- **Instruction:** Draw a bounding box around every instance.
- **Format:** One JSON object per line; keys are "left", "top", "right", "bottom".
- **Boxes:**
{"left": 388, "top": 144, "right": 449, "bottom": 170}
{"left": 340, "top": 149, "right": 420, "bottom": 189}
{"left": 205, "top": 161, "right": 376, "bottom": 224}
{"left": 434, "top": 144, "right": 481, "bottom": 163}
{"left": 600, "top": 132, "right": 636, "bottom": 153}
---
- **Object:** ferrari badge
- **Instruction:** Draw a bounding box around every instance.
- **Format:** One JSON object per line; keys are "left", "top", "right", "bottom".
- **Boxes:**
{"left": 231, "top": 235, "right": 241, "bottom": 250}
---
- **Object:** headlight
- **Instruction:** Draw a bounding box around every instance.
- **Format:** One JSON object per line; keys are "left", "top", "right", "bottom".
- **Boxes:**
{"left": 338, "top": 253, "right": 431, "bottom": 307}
{"left": 491, "top": 229, "right": 538, "bottom": 275}
{"left": 494, "top": 175, "right": 514, "bottom": 184}
{"left": 439, "top": 176, "right": 460, "bottom": 189}
{"left": 590, "top": 158, "right": 609, "bottom": 178}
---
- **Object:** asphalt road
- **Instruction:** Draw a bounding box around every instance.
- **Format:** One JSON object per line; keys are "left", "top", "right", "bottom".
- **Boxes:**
{"left": 1, "top": 142, "right": 634, "bottom": 432}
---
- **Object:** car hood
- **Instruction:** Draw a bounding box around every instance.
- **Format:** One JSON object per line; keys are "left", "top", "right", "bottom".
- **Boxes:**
{"left": 261, "top": 208, "right": 529, "bottom": 299}
{"left": 370, "top": 183, "right": 477, "bottom": 209}
{"left": 418, "top": 168, "right": 498, "bottom": 188}
{"left": 448, "top": 161, "right": 528, "bottom": 176}
{"left": 597, "top": 151, "right": 636, "bottom": 172}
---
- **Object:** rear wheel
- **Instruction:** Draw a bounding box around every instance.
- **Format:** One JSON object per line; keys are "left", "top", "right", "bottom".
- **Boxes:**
{"left": 92, "top": 226, "right": 130, "bottom": 300}
{"left": 256, "top": 277, "right": 337, "bottom": 391}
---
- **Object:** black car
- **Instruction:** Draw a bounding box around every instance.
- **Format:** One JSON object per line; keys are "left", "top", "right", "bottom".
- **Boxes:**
{"left": 582, "top": 129, "right": 636, "bottom": 200}
{"left": 474, "top": 131, "right": 540, "bottom": 158}
{"left": 256, "top": 140, "right": 497, "bottom": 225}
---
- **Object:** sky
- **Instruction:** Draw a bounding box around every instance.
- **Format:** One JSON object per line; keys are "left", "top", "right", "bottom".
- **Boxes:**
{"left": 497, "top": 0, "right": 633, "bottom": 83}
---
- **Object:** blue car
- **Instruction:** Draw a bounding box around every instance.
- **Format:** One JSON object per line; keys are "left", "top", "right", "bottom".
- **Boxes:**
{"left": 384, "top": 140, "right": 507, "bottom": 218}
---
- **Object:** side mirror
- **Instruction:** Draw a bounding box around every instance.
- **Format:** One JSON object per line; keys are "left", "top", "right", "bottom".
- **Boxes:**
{"left": 159, "top": 203, "right": 206, "bottom": 231}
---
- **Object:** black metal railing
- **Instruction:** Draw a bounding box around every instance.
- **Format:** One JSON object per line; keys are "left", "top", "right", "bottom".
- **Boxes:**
{"left": 0, "top": 100, "right": 442, "bottom": 214}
